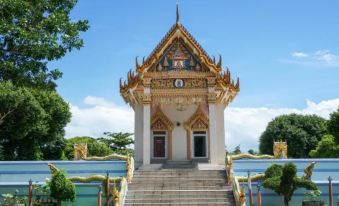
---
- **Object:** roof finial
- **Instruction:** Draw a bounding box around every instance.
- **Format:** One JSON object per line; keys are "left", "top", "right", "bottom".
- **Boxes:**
{"left": 176, "top": 3, "right": 180, "bottom": 24}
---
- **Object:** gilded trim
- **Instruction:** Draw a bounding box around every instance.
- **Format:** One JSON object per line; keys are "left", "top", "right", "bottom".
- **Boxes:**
{"left": 151, "top": 107, "right": 173, "bottom": 160}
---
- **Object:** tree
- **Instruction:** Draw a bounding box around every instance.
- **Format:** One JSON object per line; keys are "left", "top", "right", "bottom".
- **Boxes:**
{"left": 327, "top": 107, "right": 339, "bottom": 144}
{"left": 230, "top": 144, "right": 242, "bottom": 155}
{"left": 263, "top": 163, "right": 317, "bottom": 206}
{"left": 64, "top": 136, "right": 112, "bottom": 160}
{"left": 0, "top": 0, "right": 89, "bottom": 90}
{"left": 0, "top": 82, "right": 71, "bottom": 160}
{"left": 309, "top": 134, "right": 339, "bottom": 158}
{"left": 99, "top": 132, "right": 134, "bottom": 149}
{"left": 98, "top": 132, "right": 134, "bottom": 155}
{"left": 259, "top": 114, "right": 327, "bottom": 158}
{"left": 50, "top": 170, "right": 76, "bottom": 206}
{"left": 248, "top": 149, "right": 258, "bottom": 155}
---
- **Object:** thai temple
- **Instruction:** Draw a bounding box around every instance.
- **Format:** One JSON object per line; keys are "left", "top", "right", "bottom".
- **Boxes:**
{"left": 120, "top": 6, "right": 240, "bottom": 166}
{"left": 1, "top": 5, "right": 338, "bottom": 206}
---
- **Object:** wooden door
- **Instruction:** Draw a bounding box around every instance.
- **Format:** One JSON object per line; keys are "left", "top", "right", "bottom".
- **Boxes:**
{"left": 153, "top": 136, "right": 165, "bottom": 158}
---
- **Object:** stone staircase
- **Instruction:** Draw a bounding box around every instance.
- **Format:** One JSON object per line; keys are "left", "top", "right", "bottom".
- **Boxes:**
{"left": 124, "top": 169, "right": 235, "bottom": 205}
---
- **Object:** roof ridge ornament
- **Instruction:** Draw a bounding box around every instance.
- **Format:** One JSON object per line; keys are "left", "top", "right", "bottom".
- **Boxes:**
{"left": 176, "top": 3, "right": 180, "bottom": 24}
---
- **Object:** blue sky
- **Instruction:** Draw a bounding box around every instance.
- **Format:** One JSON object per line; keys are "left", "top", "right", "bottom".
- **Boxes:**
{"left": 52, "top": 0, "right": 339, "bottom": 109}
{"left": 53, "top": 1, "right": 339, "bottom": 151}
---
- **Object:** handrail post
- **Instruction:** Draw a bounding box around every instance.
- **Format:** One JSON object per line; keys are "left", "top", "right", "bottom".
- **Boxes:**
{"left": 247, "top": 171, "right": 253, "bottom": 206}
{"left": 98, "top": 185, "right": 102, "bottom": 206}
{"left": 28, "top": 179, "right": 33, "bottom": 206}
{"left": 105, "top": 171, "right": 110, "bottom": 206}
{"left": 328, "top": 176, "right": 333, "bottom": 206}
{"left": 257, "top": 181, "right": 262, "bottom": 206}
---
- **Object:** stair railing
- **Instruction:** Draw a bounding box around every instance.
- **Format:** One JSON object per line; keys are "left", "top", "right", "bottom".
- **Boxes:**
{"left": 226, "top": 153, "right": 273, "bottom": 206}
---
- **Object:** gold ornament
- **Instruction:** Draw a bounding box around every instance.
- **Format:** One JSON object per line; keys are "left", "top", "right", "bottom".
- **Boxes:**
{"left": 74, "top": 143, "right": 87, "bottom": 160}
{"left": 273, "top": 140, "right": 288, "bottom": 158}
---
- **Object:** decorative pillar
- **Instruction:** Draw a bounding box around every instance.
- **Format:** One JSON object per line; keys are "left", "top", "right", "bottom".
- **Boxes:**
{"left": 134, "top": 104, "right": 143, "bottom": 163}
{"left": 142, "top": 78, "right": 151, "bottom": 165}
{"left": 208, "top": 78, "right": 218, "bottom": 164}
{"left": 328, "top": 176, "right": 333, "bottom": 206}
{"left": 208, "top": 100, "right": 218, "bottom": 164}
{"left": 143, "top": 103, "right": 151, "bottom": 165}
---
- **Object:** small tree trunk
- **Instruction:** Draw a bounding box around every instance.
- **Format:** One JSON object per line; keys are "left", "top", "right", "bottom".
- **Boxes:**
{"left": 57, "top": 199, "right": 62, "bottom": 206}
{"left": 284, "top": 197, "right": 289, "bottom": 206}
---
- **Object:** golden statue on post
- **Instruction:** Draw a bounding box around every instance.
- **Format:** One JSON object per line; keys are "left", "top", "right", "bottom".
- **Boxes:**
{"left": 273, "top": 140, "right": 288, "bottom": 159}
{"left": 74, "top": 143, "right": 88, "bottom": 160}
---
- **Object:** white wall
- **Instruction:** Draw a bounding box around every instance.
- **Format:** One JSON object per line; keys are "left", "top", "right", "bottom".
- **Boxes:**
{"left": 162, "top": 104, "right": 197, "bottom": 160}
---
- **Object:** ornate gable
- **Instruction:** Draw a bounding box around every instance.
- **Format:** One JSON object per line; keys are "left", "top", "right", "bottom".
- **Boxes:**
{"left": 120, "top": 6, "right": 240, "bottom": 107}
{"left": 184, "top": 105, "right": 209, "bottom": 130}
{"left": 151, "top": 107, "right": 174, "bottom": 131}
{"left": 148, "top": 38, "right": 209, "bottom": 73}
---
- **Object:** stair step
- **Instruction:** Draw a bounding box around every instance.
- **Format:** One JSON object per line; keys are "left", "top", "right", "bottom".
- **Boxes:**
{"left": 128, "top": 186, "right": 230, "bottom": 190}
{"left": 125, "top": 198, "right": 230, "bottom": 203}
{"left": 125, "top": 169, "right": 234, "bottom": 205}
{"left": 124, "top": 203, "right": 234, "bottom": 205}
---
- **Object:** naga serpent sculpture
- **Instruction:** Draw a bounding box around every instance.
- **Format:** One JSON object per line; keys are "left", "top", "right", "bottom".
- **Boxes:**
{"left": 226, "top": 153, "right": 273, "bottom": 183}
{"left": 231, "top": 153, "right": 274, "bottom": 160}
{"left": 303, "top": 161, "right": 316, "bottom": 179}
{"left": 84, "top": 153, "right": 129, "bottom": 161}
{"left": 47, "top": 163, "right": 122, "bottom": 183}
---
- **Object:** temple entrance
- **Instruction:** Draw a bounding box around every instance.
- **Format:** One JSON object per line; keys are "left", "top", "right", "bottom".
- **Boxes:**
{"left": 153, "top": 131, "right": 166, "bottom": 158}
{"left": 193, "top": 131, "right": 207, "bottom": 158}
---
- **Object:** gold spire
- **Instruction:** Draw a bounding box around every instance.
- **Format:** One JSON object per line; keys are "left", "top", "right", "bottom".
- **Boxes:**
{"left": 176, "top": 4, "right": 180, "bottom": 24}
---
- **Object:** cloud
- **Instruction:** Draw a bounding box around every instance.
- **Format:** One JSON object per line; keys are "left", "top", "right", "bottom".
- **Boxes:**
{"left": 313, "top": 50, "right": 339, "bottom": 64}
{"left": 65, "top": 96, "right": 339, "bottom": 154}
{"left": 292, "top": 52, "right": 308, "bottom": 58}
{"left": 65, "top": 96, "right": 134, "bottom": 138}
{"left": 225, "top": 98, "right": 339, "bottom": 152}
{"left": 287, "top": 50, "right": 339, "bottom": 67}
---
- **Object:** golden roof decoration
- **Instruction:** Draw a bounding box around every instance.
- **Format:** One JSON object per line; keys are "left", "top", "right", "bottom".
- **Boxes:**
{"left": 120, "top": 5, "right": 240, "bottom": 106}
{"left": 184, "top": 105, "right": 209, "bottom": 130}
{"left": 151, "top": 107, "right": 174, "bottom": 131}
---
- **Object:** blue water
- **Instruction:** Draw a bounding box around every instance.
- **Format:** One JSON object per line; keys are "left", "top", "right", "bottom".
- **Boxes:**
{"left": 0, "top": 160, "right": 126, "bottom": 205}
{"left": 233, "top": 158, "right": 339, "bottom": 206}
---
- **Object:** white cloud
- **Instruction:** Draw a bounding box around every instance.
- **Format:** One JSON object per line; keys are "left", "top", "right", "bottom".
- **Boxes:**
{"left": 313, "top": 50, "right": 339, "bottom": 64}
{"left": 225, "top": 98, "right": 339, "bottom": 152}
{"left": 65, "top": 96, "right": 134, "bottom": 138}
{"left": 288, "top": 50, "right": 339, "bottom": 67}
{"left": 292, "top": 52, "right": 308, "bottom": 58}
{"left": 65, "top": 96, "right": 339, "bottom": 154}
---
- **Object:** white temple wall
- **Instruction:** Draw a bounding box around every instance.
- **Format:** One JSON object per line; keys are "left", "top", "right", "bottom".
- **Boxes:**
{"left": 161, "top": 104, "right": 197, "bottom": 160}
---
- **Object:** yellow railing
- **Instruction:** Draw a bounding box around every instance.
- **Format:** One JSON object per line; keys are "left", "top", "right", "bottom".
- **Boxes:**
{"left": 48, "top": 152, "right": 134, "bottom": 206}
{"left": 232, "top": 176, "right": 246, "bottom": 206}
{"left": 84, "top": 153, "right": 134, "bottom": 184}
{"left": 226, "top": 153, "right": 273, "bottom": 206}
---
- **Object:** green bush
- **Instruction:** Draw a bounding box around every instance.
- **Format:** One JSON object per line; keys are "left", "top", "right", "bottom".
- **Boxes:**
{"left": 263, "top": 163, "right": 317, "bottom": 206}
{"left": 309, "top": 134, "right": 339, "bottom": 158}
{"left": 327, "top": 107, "right": 339, "bottom": 143}
{"left": 50, "top": 170, "right": 76, "bottom": 205}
